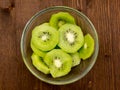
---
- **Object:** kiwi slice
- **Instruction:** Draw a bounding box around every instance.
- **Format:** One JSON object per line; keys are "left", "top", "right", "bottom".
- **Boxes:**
{"left": 32, "top": 23, "right": 59, "bottom": 51}
{"left": 30, "top": 40, "right": 46, "bottom": 57}
{"left": 44, "top": 49, "right": 72, "bottom": 78}
{"left": 71, "top": 52, "right": 81, "bottom": 67}
{"left": 58, "top": 24, "right": 84, "bottom": 53}
{"left": 49, "top": 12, "right": 76, "bottom": 29}
{"left": 79, "top": 34, "right": 94, "bottom": 60}
{"left": 31, "top": 53, "right": 50, "bottom": 74}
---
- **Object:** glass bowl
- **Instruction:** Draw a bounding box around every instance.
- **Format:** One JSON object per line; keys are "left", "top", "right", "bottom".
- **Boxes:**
{"left": 21, "top": 6, "right": 99, "bottom": 85}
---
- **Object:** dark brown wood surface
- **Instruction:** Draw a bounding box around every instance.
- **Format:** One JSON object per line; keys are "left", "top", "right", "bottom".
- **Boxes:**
{"left": 0, "top": 0, "right": 120, "bottom": 90}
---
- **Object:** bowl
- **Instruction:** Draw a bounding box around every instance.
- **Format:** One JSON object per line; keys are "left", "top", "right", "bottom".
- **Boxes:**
{"left": 21, "top": 6, "right": 99, "bottom": 85}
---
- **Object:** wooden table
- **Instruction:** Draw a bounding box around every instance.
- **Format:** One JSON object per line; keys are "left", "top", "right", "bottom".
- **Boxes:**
{"left": 0, "top": 0, "right": 120, "bottom": 90}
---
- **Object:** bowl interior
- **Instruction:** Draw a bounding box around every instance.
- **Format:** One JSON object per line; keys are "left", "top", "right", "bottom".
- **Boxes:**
{"left": 21, "top": 6, "right": 99, "bottom": 85}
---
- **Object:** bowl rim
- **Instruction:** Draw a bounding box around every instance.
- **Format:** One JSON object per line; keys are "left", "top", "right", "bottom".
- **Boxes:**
{"left": 20, "top": 6, "right": 99, "bottom": 85}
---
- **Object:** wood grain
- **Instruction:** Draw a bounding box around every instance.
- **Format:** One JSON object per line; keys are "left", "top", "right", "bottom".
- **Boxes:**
{"left": 0, "top": 0, "right": 120, "bottom": 90}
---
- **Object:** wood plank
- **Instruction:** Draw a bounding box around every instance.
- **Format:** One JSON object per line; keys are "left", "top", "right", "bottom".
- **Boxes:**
{"left": 0, "top": 0, "right": 120, "bottom": 90}
{"left": 87, "top": 0, "right": 115, "bottom": 90}
{"left": 110, "top": 0, "right": 120, "bottom": 90}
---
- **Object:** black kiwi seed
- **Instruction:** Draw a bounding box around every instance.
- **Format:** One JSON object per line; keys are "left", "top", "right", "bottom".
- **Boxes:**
{"left": 54, "top": 56, "right": 58, "bottom": 59}
{"left": 70, "top": 42, "right": 75, "bottom": 46}
{"left": 54, "top": 56, "right": 61, "bottom": 60}
{"left": 38, "top": 35, "right": 41, "bottom": 38}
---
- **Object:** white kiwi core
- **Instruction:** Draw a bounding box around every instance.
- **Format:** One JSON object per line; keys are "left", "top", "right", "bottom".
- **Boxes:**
{"left": 54, "top": 59, "right": 62, "bottom": 68}
{"left": 41, "top": 34, "right": 49, "bottom": 41}
{"left": 66, "top": 32, "right": 75, "bottom": 43}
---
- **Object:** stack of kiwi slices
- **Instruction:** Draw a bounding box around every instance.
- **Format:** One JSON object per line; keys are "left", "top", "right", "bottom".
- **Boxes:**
{"left": 30, "top": 12, "right": 95, "bottom": 78}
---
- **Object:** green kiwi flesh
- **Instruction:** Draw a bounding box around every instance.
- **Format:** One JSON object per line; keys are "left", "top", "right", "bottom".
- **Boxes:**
{"left": 58, "top": 24, "right": 84, "bottom": 53}
{"left": 29, "top": 12, "right": 95, "bottom": 78}
{"left": 71, "top": 52, "right": 81, "bottom": 67}
{"left": 49, "top": 12, "right": 76, "bottom": 29}
{"left": 32, "top": 23, "right": 59, "bottom": 51}
{"left": 31, "top": 53, "right": 50, "bottom": 74}
{"left": 30, "top": 41, "right": 46, "bottom": 57}
{"left": 44, "top": 49, "right": 72, "bottom": 78}
{"left": 79, "top": 34, "right": 94, "bottom": 60}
